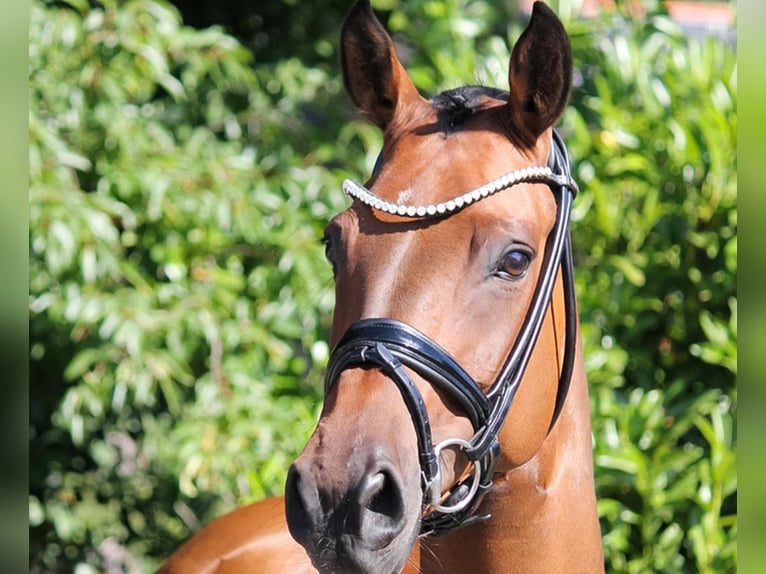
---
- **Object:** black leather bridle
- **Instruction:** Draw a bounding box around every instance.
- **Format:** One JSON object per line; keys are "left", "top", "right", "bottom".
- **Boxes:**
{"left": 324, "top": 130, "right": 579, "bottom": 537}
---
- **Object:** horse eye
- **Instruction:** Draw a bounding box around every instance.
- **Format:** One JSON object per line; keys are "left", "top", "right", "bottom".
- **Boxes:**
{"left": 321, "top": 235, "right": 338, "bottom": 275}
{"left": 496, "top": 249, "right": 531, "bottom": 280}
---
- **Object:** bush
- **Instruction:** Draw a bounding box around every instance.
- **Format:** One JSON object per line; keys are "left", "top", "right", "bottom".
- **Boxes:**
{"left": 29, "top": 0, "right": 736, "bottom": 572}
{"left": 29, "top": 0, "right": 363, "bottom": 569}
{"left": 563, "top": 9, "right": 736, "bottom": 572}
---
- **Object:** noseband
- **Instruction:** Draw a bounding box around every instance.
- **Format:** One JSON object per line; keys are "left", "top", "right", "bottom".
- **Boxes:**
{"left": 325, "top": 130, "right": 579, "bottom": 536}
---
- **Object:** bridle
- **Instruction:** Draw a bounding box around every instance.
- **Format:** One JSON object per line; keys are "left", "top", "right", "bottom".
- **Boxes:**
{"left": 324, "top": 130, "right": 579, "bottom": 537}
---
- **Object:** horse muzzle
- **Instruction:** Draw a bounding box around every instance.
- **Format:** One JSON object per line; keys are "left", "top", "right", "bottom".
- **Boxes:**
{"left": 285, "top": 448, "right": 418, "bottom": 574}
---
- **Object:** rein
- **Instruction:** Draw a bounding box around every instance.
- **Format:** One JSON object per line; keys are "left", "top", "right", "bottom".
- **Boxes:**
{"left": 324, "top": 130, "right": 579, "bottom": 537}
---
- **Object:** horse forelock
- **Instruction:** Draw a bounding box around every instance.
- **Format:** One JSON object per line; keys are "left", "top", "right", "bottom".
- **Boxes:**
{"left": 430, "top": 86, "right": 509, "bottom": 127}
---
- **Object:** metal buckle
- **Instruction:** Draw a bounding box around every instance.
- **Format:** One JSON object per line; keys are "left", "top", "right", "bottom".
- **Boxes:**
{"left": 424, "top": 437, "right": 482, "bottom": 515}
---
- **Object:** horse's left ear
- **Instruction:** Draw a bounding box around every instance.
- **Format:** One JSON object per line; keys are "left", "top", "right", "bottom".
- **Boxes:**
{"left": 507, "top": 2, "right": 572, "bottom": 146}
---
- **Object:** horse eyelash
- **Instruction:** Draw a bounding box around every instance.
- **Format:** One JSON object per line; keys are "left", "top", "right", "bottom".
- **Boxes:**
{"left": 319, "top": 233, "right": 334, "bottom": 252}
{"left": 319, "top": 234, "right": 339, "bottom": 275}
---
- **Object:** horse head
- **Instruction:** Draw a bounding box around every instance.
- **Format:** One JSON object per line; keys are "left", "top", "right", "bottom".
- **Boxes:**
{"left": 284, "top": 2, "right": 590, "bottom": 573}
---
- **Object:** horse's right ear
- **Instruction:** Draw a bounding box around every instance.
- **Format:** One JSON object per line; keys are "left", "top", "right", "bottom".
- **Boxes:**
{"left": 340, "top": 0, "right": 421, "bottom": 130}
{"left": 506, "top": 2, "right": 572, "bottom": 146}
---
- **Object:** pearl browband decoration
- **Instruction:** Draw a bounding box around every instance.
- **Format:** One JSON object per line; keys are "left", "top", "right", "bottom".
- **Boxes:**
{"left": 342, "top": 165, "right": 576, "bottom": 220}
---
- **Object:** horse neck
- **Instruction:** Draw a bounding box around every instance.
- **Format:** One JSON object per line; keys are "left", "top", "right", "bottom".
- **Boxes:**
{"left": 421, "top": 340, "right": 604, "bottom": 573}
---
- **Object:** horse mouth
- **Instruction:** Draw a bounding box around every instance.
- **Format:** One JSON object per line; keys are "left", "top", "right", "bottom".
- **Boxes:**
{"left": 300, "top": 528, "right": 417, "bottom": 574}
{"left": 308, "top": 536, "right": 414, "bottom": 574}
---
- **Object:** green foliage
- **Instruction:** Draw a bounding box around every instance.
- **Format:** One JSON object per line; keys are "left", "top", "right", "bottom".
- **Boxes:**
{"left": 29, "top": 0, "right": 736, "bottom": 572}
{"left": 560, "top": 8, "right": 736, "bottom": 572}
{"left": 29, "top": 0, "right": 367, "bottom": 569}
{"left": 170, "top": 0, "right": 356, "bottom": 66}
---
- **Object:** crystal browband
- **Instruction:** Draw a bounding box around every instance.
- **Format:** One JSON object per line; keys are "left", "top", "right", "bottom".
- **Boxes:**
{"left": 342, "top": 165, "right": 577, "bottom": 220}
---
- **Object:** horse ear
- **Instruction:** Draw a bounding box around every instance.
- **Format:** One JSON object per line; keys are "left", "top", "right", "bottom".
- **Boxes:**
{"left": 340, "top": 0, "right": 420, "bottom": 130}
{"left": 507, "top": 2, "right": 572, "bottom": 146}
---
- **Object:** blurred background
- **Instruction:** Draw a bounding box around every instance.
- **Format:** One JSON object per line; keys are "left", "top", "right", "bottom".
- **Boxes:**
{"left": 28, "top": 0, "right": 736, "bottom": 571}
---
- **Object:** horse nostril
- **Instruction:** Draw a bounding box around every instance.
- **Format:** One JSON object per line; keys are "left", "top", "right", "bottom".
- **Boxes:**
{"left": 284, "top": 464, "right": 314, "bottom": 547}
{"left": 362, "top": 470, "right": 403, "bottom": 518}
{"left": 356, "top": 465, "right": 406, "bottom": 548}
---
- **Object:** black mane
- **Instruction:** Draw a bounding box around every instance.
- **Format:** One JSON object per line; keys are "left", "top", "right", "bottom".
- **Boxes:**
{"left": 430, "top": 85, "right": 509, "bottom": 127}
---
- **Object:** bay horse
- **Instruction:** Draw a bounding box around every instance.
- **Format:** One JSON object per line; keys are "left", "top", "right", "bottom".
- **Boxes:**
{"left": 159, "top": 1, "right": 604, "bottom": 572}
